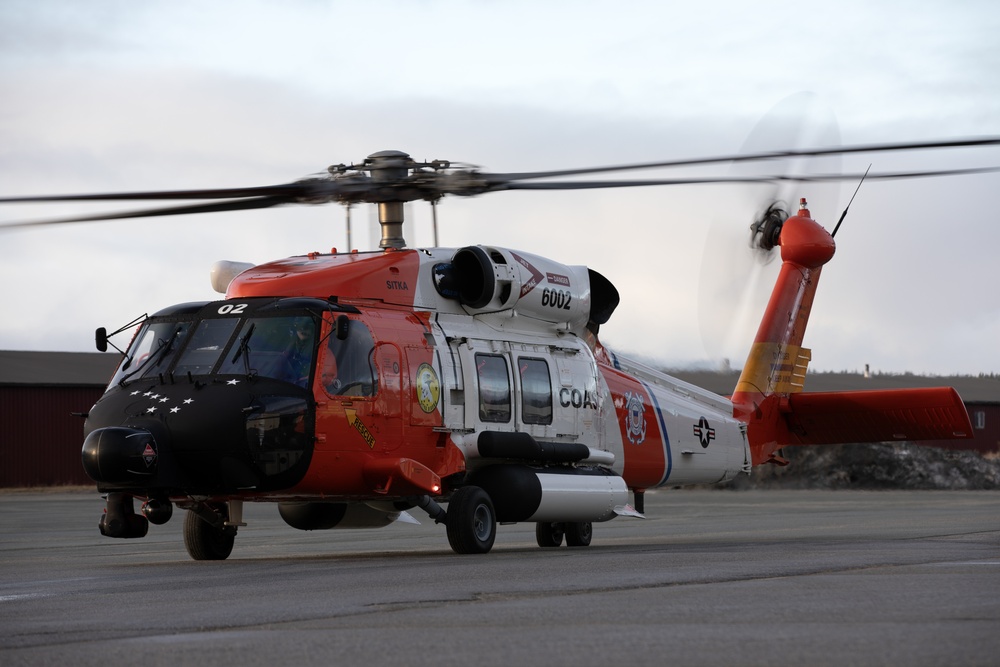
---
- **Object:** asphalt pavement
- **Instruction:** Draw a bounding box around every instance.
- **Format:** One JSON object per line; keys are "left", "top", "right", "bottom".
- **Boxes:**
{"left": 1, "top": 488, "right": 998, "bottom": 666}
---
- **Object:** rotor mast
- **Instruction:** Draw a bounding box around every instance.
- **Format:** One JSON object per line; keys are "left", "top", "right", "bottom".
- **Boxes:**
{"left": 366, "top": 150, "right": 409, "bottom": 250}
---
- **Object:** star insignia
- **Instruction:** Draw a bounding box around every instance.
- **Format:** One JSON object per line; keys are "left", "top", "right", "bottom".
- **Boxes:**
{"left": 227, "top": 379, "right": 240, "bottom": 386}
{"left": 159, "top": 397, "right": 169, "bottom": 403}
{"left": 146, "top": 407, "right": 156, "bottom": 414}
{"left": 170, "top": 407, "right": 180, "bottom": 414}
{"left": 143, "top": 391, "right": 153, "bottom": 397}
{"left": 130, "top": 391, "right": 141, "bottom": 396}
{"left": 183, "top": 398, "right": 194, "bottom": 404}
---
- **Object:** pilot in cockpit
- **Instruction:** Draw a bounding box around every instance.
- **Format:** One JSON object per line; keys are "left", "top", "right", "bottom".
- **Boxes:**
{"left": 283, "top": 318, "right": 315, "bottom": 387}
{"left": 322, "top": 319, "right": 376, "bottom": 397}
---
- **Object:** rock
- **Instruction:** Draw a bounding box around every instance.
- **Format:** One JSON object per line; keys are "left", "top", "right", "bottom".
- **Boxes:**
{"left": 717, "top": 444, "right": 1000, "bottom": 490}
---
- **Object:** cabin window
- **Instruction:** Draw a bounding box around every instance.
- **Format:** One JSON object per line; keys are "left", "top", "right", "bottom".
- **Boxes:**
{"left": 518, "top": 357, "right": 552, "bottom": 425}
{"left": 476, "top": 353, "right": 511, "bottom": 423}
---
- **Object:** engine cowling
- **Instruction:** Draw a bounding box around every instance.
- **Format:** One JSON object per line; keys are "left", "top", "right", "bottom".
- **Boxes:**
{"left": 434, "top": 246, "right": 604, "bottom": 331}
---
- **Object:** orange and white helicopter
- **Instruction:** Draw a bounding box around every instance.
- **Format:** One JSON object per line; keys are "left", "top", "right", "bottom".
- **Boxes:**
{"left": 2, "top": 139, "right": 997, "bottom": 559}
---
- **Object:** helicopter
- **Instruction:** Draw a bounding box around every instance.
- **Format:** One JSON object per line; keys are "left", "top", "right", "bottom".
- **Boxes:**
{"left": 2, "top": 138, "right": 997, "bottom": 559}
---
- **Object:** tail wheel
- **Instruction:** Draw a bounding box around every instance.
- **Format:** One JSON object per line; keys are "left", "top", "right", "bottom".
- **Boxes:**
{"left": 446, "top": 486, "right": 496, "bottom": 554}
{"left": 565, "top": 521, "right": 593, "bottom": 547}
{"left": 183, "top": 509, "right": 237, "bottom": 561}
{"left": 535, "top": 522, "right": 565, "bottom": 548}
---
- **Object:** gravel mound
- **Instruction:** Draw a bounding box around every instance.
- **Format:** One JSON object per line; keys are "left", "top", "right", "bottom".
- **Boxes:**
{"left": 719, "top": 443, "right": 1000, "bottom": 490}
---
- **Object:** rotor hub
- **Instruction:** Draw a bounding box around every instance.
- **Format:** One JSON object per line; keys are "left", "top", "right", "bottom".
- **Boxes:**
{"left": 750, "top": 203, "right": 788, "bottom": 252}
{"left": 366, "top": 150, "right": 412, "bottom": 183}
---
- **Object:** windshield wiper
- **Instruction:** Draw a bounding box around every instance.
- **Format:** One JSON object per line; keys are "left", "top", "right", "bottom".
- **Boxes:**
{"left": 119, "top": 328, "right": 184, "bottom": 388}
{"left": 231, "top": 323, "right": 257, "bottom": 379}
{"left": 119, "top": 337, "right": 168, "bottom": 388}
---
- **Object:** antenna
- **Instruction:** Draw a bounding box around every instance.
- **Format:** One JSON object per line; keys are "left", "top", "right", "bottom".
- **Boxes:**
{"left": 831, "top": 164, "right": 871, "bottom": 238}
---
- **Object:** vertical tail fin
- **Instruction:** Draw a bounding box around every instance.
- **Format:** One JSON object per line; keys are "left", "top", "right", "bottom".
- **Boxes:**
{"left": 731, "top": 199, "right": 836, "bottom": 465}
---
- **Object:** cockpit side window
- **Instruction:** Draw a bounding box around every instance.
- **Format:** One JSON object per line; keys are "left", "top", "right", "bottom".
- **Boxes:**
{"left": 110, "top": 319, "right": 192, "bottom": 386}
{"left": 321, "top": 317, "right": 377, "bottom": 397}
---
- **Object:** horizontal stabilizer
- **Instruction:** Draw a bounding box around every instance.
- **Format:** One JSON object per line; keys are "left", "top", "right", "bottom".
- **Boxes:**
{"left": 395, "top": 511, "right": 421, "bottom": 525}
{"left": 613, "top": 504, "right": 646, "bottom": 519}
{"left": 784, "top": 387, "right": 973, "bottom": 445}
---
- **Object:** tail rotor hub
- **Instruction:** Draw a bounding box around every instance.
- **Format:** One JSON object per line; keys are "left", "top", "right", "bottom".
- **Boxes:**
{"left": 750, "top": 202, "right": 788, "bottom": 252}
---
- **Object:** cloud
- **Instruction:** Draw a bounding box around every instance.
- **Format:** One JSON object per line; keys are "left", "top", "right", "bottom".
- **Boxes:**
{"left": 1, "top": 1, "right": 998, "bottom": 375}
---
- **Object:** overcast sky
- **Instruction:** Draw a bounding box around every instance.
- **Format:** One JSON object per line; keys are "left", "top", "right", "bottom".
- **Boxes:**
{"left": 1, "top": 0, "right": 998, "bottom": 376}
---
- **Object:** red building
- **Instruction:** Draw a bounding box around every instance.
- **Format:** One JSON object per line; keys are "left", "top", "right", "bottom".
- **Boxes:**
{"left": 1, "top": 351, "right": 997, "bottom": 487}
{"left": 1, "top": 351, "right": 115, "bottom": 487}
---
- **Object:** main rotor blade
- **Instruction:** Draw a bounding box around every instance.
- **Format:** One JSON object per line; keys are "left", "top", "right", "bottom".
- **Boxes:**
{"left": 494, "top": 165, "right": 1000, "bottom": 191}
{"left": 0, "top": 196, "right": 289, "bottom": 230}
{"left": 2, "top": 137, "right": 996, "bottom": 225}
{"left": 0, "top": 182, "right": 316, "bottom": 205}
{"left": 482, "top": 136, "right": 1000, "bottom": 185}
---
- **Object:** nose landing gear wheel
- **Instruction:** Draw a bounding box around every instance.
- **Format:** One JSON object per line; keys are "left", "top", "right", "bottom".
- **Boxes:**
{"left": 446, "top": 486, "right": 496, "bottom": 554}
{"left": 183, "top": 509, "right": 237, "bottom": 561}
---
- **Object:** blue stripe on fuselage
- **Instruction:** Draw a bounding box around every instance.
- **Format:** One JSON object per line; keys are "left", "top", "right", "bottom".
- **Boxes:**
{"left": 638, "top": 379, "right": 672, "bottom": 485}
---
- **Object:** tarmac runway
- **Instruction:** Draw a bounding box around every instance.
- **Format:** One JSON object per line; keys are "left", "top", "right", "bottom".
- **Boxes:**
{"left": 1, "top": 488, "right": 998, "bottom": 666}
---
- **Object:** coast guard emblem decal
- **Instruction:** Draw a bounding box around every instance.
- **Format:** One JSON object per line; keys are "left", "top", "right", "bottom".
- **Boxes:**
{"left": 624, "top": 391, "right": 647, "bottom": 445}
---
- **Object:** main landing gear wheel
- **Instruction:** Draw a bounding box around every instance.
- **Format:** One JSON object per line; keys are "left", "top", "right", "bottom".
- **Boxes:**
{"left": 535, "top": 522, "right": 565, "bottom": 547}
{"left": 446, "top": 486, "right": 496, "bottom": 554}
{"left": 183, "top": 509, "right": 237, "bottom": 561}
{"left": 565, "top": 522, "right": 593, "bottom": 547}
{"left": 535, "top": 522, "right": 592, "bottom": 547}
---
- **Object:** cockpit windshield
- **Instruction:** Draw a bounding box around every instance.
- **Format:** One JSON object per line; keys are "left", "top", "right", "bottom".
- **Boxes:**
{"left": 217, "top": 316, "right": 316, "bottom": 387}
{"left": 173, "top": 318, "right": 242, "bottom": 376}
{"left": 110, "top": 309, "right": 320, "bottom": 388}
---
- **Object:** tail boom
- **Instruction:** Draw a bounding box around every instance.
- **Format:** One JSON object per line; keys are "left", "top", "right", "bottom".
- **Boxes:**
{"left": 730, "top": 200, "right": 973, "bottom": 466}
{"left": 731, "top": 202, "right": 834, "bottom": 464}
